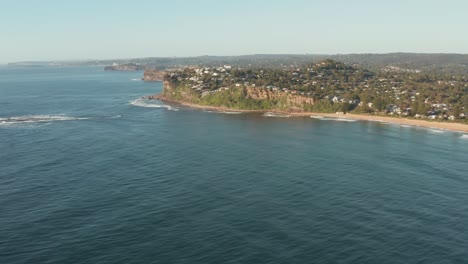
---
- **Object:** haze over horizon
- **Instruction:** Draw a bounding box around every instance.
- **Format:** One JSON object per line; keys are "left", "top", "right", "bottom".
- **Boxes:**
{"left": 1, "top": 0, "right": 467, "bottom": 63}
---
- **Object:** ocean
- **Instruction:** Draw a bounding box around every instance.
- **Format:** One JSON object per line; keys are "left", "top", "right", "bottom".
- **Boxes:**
{"left": 1, "top": 66, "right": 467, "bottom": 264}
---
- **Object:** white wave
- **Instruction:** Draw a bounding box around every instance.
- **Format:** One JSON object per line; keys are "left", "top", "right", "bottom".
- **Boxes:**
{"left": 0, "top": 115, "right": 88, "bottom": 126}
{"left": 130, "top": 98, "right": 179, "bottom": 111}
{"left": 263, "top": 112, "right": 290, "bottom": 118}
{"left": 333, "top": 118, "right": 357, "bottom": 122}
{"left": 366, "top": 119, "right": 386, "bottom": 123}
{"left": 0, "top": 121, "right": 14, "bottom": 127}
{"left": 400, "top": 125, "right": 412, "bottom": 128}
{"left": 310, "top": 116, "right": 356, "bottom": 122}
{"left": 310, "top": 115, "right": 325, "bottom": 120}
{"left": 131, "top": 78, "right": 141, "bottom": 81}
{"left": 221, "top": 111, "right": 243, "bottom": 115}
{"left": 428, "top": 129, "right": 445, "bottom": 134}
{"left": 461, "top": 135, "right": 468, "bottom": 139}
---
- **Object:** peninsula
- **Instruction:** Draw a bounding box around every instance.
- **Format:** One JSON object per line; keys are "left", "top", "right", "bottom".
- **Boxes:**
{"left": 145, "top": 60, "right": 468, "bottom": 132}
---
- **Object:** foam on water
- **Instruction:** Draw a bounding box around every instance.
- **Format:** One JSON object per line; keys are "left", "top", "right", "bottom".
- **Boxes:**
{"left": 428, "top": 129, "right": 445, "bottom": 134}
{"left": 263, "top": 112, "right": 291, "bottom": 118}
{"left": 0, "top": 115, "right": 88, "bottom": 128}
{"left": 220, "top": 111, "right": 243, "bottom": 115}
{"left": 310, "top": 116, "right": 357, "bottom": 122}
{"left": 131, "top": 78, "right": 141, "bottom": 81}
{"left": 0, "top": 115, "right": 87, "bottom": 123}
{"left": 461, "top": 135, "right": 468, "bottom": 139}
{"left": 334, "top": 118, "right": 357, "bottom": 122}
{"left": 130, "top": 98, "right": 179, "bottom": 111}
{"left": 310, "top": 115, "right": 325, "bottom": 120}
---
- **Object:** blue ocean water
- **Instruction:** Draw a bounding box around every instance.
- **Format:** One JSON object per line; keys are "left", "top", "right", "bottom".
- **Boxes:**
{"left": 1, "top": 66, "right": 467, "bottom": 264}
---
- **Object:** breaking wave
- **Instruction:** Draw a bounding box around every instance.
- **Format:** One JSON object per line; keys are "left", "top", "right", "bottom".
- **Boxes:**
{"left": 428, "top": 129, "right": 445, "bottom": 134}
{"left": 0, "top": 115, "right": 88, "bottom": 127}
{"left": 310, "top": 116, "right": 357, "bottom": 122}
{"left": 131, "top": 78, "right": 141, "bottom": 81}
{"left": 461, "top": 135, "right": 468, "bottom": 139}
{"left": 129, "top": 98, "right": 179, "bottom": 111}
{"left": 263, "top": 112, "right": 291, "bottom": 118}
{"left": 220, "top": 111, "right": 243, "bottom": 115}
{"left": 310, "top": 116, "right": 325, "bottom": 120}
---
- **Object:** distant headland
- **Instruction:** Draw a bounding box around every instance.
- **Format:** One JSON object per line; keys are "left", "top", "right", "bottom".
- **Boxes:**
{"left": 104, "top": 63, "right": 145, "bottom": 71}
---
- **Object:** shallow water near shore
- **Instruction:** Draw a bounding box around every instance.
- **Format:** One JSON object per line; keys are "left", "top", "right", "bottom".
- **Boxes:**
{"left": 1, "top": 66, "right": 468, "bottom": 263}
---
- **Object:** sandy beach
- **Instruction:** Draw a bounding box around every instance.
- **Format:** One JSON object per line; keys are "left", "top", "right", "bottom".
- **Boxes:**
{"left": 154, "top": 96, "right": 468, "bottom": 133}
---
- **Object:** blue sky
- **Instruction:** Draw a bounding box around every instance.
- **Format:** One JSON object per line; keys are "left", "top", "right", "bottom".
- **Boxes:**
{"left": 1, "top": 0, "right": 467, "bottom": 63}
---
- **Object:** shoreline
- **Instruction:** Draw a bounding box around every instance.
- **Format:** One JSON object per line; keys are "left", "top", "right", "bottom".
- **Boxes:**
{"left": 151, "top": 95, "right": 468, "bottom": 133}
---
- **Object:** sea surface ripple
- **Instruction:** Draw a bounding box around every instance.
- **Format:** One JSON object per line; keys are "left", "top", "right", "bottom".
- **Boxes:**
{"left": 1, "top": 66, "right": 467, "bottom": 264}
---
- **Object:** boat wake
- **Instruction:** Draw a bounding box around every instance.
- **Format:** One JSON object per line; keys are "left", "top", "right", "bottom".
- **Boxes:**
{"left": 0, "top": 115, "right": 88, "bottom": 127}
{"left": 310, "top": 116, "right": 357, "bottom": 122}
{"left": 129, "top": 98, "right": 179, "bottom": 111}
{"left": 263, "top": 112, "right": 291, "bottom": 118}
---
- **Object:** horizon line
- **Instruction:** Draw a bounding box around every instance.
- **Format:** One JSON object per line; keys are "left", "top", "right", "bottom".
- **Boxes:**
{"left": 5, "top": 52, "right": 468, "bottom": 64}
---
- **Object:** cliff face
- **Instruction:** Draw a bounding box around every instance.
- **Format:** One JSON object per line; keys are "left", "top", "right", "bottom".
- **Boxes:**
{"left": 245, "top": 87, "right": 314, "bottom": 111}
{"left": 155, "top": 82, "right": 315, "bottom": 112}
{"left": 143, "top": 70, "right": 166, "bottom": 81}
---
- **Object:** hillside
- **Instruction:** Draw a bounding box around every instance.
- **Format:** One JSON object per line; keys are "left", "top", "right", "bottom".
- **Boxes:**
{"left": 150, "top": 60, "right": 468, "bottom": 121}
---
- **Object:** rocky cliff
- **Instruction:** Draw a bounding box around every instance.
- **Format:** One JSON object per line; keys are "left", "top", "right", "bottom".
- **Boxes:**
{"left": 245, "top": 87, "right": 314, "bottom": 111}
{"left": 153, "top": 81, "right": 315, "bottom": 112}
{"left": 143, "top": 70, "right": 166, "bottom": 81}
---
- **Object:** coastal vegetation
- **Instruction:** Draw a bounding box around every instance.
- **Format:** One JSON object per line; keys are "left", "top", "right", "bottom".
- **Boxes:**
{"left": 153, "top": 59, "right": 467, "bottom": 123}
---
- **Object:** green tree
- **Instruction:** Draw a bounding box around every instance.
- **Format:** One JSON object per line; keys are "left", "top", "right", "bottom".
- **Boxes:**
{"left": 453, "top": 104, "right": 461, "bottom": 118}
{"left": 372, "top": 97, "right": 386, "bottom": 111}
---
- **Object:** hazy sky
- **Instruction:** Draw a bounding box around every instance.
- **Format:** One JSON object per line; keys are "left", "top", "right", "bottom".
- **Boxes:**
{"left": 1, "top": 0, "right": 467, "bottom": 63}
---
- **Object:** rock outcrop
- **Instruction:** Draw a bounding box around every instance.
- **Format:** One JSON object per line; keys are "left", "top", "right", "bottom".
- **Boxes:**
{"left": 151, "top": 78, "right": 316, "bottom": 111}
{"left": 143, "top": 70, "right": 166, "bottom": 82}
{"left": 245, "top": 87, "right": 314, "bottom": 110}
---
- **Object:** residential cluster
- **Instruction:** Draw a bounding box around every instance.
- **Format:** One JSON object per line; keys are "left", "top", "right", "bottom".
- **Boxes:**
{"left": 164, "top": 60, "right": 467, "bottom": 120}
